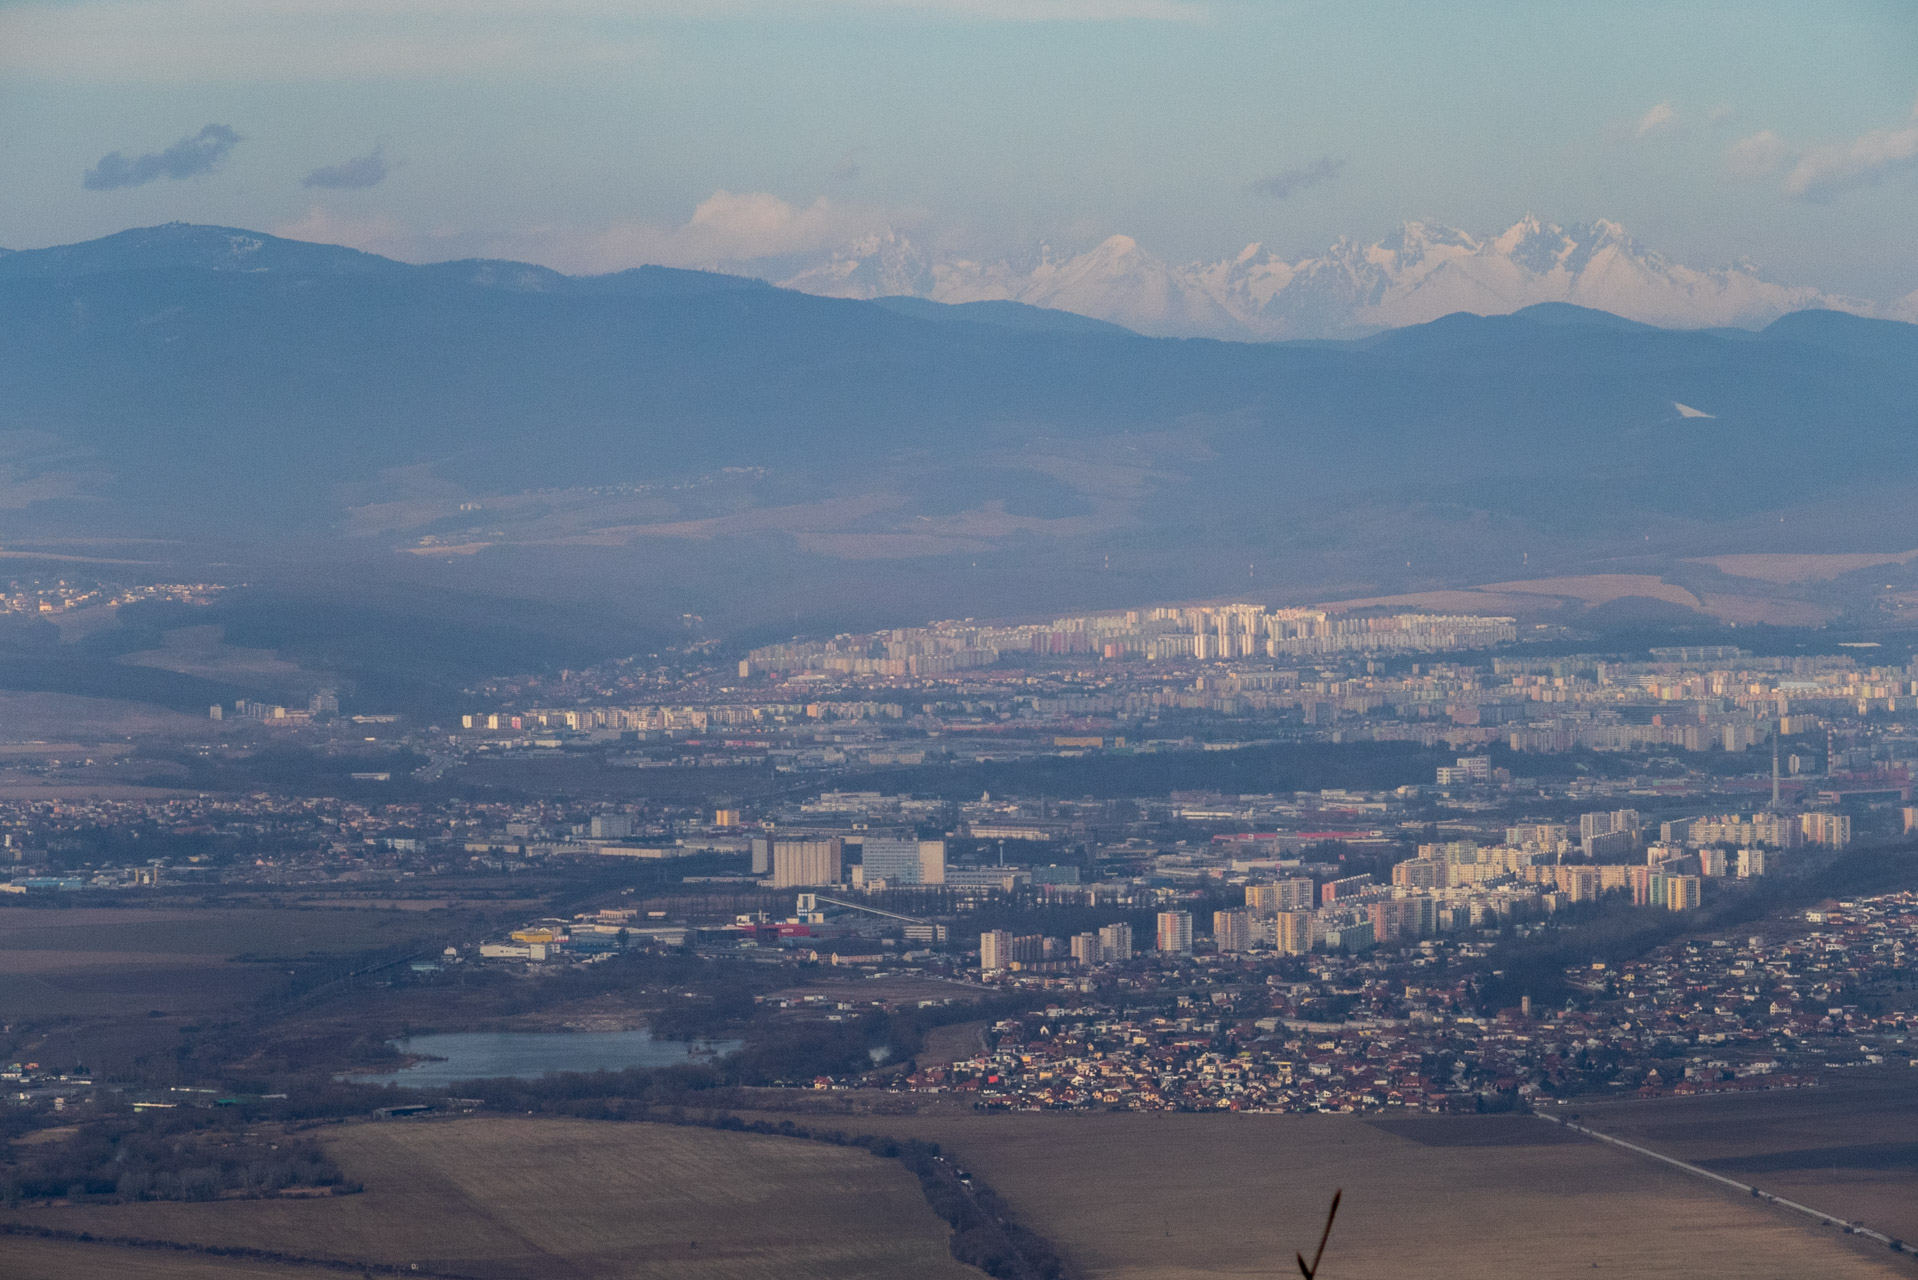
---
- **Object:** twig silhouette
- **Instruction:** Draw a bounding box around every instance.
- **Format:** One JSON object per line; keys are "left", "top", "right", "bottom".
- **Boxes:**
{"left": 1296, "top": 1189, "right": 1341, "bottom": 1279}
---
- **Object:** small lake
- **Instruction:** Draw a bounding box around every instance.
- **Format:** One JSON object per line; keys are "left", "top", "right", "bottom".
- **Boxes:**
{"left": 346, "top": 1030, "right": 741, "bottom": 1090}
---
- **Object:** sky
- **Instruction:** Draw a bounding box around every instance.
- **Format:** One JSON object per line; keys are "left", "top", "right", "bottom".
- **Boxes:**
{"left": 1, "top": 0, "right": 1915, "bottom": 300}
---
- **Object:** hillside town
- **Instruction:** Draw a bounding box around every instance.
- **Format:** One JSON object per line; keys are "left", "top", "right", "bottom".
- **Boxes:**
{"left": 904, "top": 891, "right": 1918, "bottom": 1113}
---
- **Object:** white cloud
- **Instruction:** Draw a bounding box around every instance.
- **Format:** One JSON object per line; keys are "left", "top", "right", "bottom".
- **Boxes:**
{"left": 499, "top": 191, "right": 911, "bottom": 273}
{"left": 1783, "top": 98, "right": 1918, "bottom": 200}
{"left": 276, "top": 190, "right": 912, "bottom": 275}
{"left": 1634, "top": 101, "right": 1676, "bottom": 137}
{"left": 1726, "top": 130, "right": 1793, "bottom": 178}
{"left": 274, "top": 207, "right": 428, "bottom": 258}
{"left": 0, "top": 0, "right": 1201, "bottom": 83}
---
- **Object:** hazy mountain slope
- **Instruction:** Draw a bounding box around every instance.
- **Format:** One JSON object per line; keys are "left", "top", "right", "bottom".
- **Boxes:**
{"left": 0, "top": 223, "right": 1914, "bottom": 635}
{"left": 869, "top": 295, "right": 1136, "bottom": 336}
{"left": 779, "top": 216, "right": 1877, "bottom": 340}
{"left": 0, "top": 222, "right": 406, "bottom": 280}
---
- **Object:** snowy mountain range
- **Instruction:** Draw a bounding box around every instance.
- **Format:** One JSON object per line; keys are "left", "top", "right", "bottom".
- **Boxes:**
{"left": 779, "top": 216, "right": 1913, "bottom": 340}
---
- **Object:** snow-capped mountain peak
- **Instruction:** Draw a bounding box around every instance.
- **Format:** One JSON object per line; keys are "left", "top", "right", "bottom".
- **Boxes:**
{"left": 775, "top": 216, "right": 1880, "bottom": 340}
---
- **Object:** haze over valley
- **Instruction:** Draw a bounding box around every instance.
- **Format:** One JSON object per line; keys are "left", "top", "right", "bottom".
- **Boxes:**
{"left": 4, "top": 7, "right": 1918, "bottom": 1279}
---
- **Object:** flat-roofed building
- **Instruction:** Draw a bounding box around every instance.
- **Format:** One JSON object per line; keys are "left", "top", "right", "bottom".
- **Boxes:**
{"left": 1800, "top": 812, "right": 1851, "bottom": 848}
{"left": 772, "top": 838, "right": 843, "bottom": 888}
{"left": 1275, "top": 910, "right": 1315, "bottom": 956}
{"left": 1156, "top": 910, "right": 1192, "bottom": 954}
{"left": 860, "top": 837, "right": 921, "bottom": 886}
{"left": 1213, "top": 909, "right": 1254, "bottom": 953}
{"left": 1246, "top": 878, "right": 1314, "bottom": 914}
{"left": 917, "top": 840, "right": 947, "bottom": 885}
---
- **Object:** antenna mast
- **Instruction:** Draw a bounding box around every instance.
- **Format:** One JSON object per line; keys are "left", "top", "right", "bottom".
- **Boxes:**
{"left": 1771, "top": 726, "right": 1781, "bottom": 812}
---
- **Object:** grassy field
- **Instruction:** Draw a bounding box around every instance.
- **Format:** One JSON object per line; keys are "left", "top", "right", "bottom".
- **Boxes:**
{"left": 0, "top": 1117, "right": 978, "bottom": 1280}
{"left": 918, "top": 1019, "right": 987, "bottom": 1065}
{"left": 1573, "top": 1070, "right": 1918, "bottom": 1247}
{"left": 724, "top": 1108, "right": 1911, "bottom": 1279}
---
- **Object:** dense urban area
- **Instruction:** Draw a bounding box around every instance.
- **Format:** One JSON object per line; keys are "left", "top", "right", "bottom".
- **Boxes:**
{"left": 5, "top": 589, "right": 1918, "bottom": 1111}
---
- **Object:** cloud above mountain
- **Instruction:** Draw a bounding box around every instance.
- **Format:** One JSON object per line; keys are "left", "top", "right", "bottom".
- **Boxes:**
{"left": 1726, "top": 98, "right": 1918, "bottom": 201}
{"left": 1634, "top": 102, "right": 1676, "bottom": 136}
{"left": 304, "top": 147, "right": 390, "bottom": 189}
{"left": 273, "top": 188, "right": 912, "bottom": 275}
{"left": 1727, "top": 130, "right": 1792, "bottom": 178}
{"left": 275, "top": 207, "right": 419, "bottom": 259}
{"left": 1250, "top": 156, "right": 1344, "bottom": 200}
{"left": 1784, "top": 98, "right": 1918, "bottom": 200}
{"left": 82, "top": 123, "right": 240, "bottom": 189}
{"left": 488, "top": 190, "right": 912, "bottom": 275}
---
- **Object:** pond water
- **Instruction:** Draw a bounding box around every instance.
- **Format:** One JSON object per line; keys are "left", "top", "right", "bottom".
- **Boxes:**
{"left": 345, "top": 1030, "right": 741, "bottom": 1090}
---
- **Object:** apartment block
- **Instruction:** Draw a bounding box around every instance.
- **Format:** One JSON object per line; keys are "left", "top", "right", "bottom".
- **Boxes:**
{"left": 1213, "top": 909, "right": 1255, "bottom": 953}
{"left": 1246, "top": 878, "right": 1315, "bottom": 914}
{"left": 1157, "top": 910, "right": 1193, "bottom": 954}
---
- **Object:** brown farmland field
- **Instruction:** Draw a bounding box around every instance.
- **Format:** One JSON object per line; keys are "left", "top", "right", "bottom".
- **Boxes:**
{"left": 729, "top": 1109, "right": 1910, "bottom": 1279}
{"left": 0, "top": 1235, "right": 340, "bottom": 1279}
{"left": 1574, "top": 1071, "right": 1918, "bottom": 1247}
{"left": 0, "top": 904, "right": 487, "bottom": 1076}
{"left": 0, "top": 1116, "right": 978, "bottom": 1280}
{"left": 0, "top": 905, "right": 472, "bottom": 958}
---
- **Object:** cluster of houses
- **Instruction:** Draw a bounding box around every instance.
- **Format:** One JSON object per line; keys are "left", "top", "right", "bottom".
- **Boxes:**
{"left": 901, "top": 890, "right": 1918, "bottom": 1112}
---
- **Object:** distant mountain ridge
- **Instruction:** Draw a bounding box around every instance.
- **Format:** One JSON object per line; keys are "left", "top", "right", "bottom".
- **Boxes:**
{"left": 780, "top": 216, "right": 1915, "bottom": 340}
{"left": 0, "top": 220, "right": 1917, "bottom": 636}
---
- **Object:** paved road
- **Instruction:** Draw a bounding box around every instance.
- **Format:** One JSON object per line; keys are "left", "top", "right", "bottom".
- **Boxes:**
{"left": 414, "top": 752, "right": 461, "bottom": 782}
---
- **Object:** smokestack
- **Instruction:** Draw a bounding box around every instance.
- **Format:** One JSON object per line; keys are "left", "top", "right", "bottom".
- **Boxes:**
{"left": 1772, "top": 728, "right": 1781, "bottom": 812}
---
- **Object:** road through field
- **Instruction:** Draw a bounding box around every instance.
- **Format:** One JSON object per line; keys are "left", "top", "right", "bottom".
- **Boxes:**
{"left": 740, "top": 1108, "right": 1911, "bottom": 1280}
{"left": 1536, "top": 1112, "right": 1905, "bottom": 1251}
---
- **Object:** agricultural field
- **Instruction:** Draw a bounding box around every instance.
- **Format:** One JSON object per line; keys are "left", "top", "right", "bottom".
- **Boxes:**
{"left": 765, "top": 972, "right": 989, "bottom": 1007}
{"left": 728, "top": 1109, "right": 1911, "bottom": 1280}
{"left": 0, "top": 692, "right": 221, "bottom": 744}
{"left": 0, "top": 905, "right": 468, "bottom": 959}
{"left": 0, "top": 1116, "right": 978, "bottom": 1280}
{"left": 918, "top": 1019, "right": 988, "bottom": 1065}
{"left": 1573, "top": 1070, "right": 1918, "bottom": 1247}
{"left": 0, "top": 1235, "right": 343, "bottom": 1279}
{"left": 0, "top": 904, "right": 487, "bottom": 1077}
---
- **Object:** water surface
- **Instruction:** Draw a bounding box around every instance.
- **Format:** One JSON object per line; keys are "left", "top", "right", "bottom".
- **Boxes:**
{"left": 348, "top": 1029, "right": 739, "bottom": 1090}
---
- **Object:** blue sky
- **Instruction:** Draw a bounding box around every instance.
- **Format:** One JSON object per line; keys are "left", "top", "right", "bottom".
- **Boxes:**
{"left": 1, "top": 0, "right": 1914, "bottom": 298}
